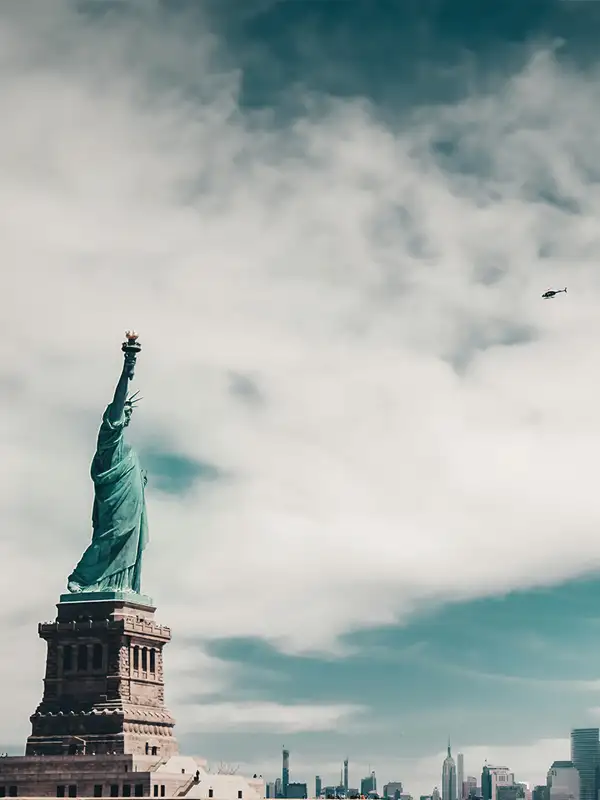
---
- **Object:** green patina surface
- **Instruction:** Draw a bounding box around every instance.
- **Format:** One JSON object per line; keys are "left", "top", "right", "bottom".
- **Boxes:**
{"left": 66, "top": 336, "right": 150, "bottom": 597}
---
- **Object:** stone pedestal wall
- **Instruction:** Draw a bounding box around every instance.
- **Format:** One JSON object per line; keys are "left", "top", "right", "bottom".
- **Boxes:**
{"left": 25, "top": 597, "right": 178, "bottom": 760}
{"left": 0, "top": 754, "right": 193, "bottom": 798}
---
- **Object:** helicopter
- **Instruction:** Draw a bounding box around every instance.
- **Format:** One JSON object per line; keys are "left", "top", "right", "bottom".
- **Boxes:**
{"left": 541, "top": 287, "right": 567, "bottom": 299}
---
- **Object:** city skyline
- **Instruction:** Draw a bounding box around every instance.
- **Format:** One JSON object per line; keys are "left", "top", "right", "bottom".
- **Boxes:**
{"left": 260, "top": 730, "right": 593, "bottom": 798}
{"left": 259, "top": 737, "right": 581, "bottom": 799}
{"left": 3, "top": 0, "right": 600, "bottom": 796}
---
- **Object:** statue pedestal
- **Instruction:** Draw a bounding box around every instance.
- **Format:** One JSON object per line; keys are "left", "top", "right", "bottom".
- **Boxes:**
{"left": 59, "top": 590, "right": 154, "bottom": 607}
{"left": 25, "top": 594, "right": 178, "bottom": 759}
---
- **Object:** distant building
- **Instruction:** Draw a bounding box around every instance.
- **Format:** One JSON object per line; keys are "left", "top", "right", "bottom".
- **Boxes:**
{"left": 458, "top": 756, "right": 465, "bottom": 800}
{"left": 316, "top": 776, "right": 322, "bottom": 797}
{"left": 518, "top": 784, "right": 532, "bottom": 800}
{"left": 482, "top": 768, "right": 492, "bottom": 800}
{"left": 282, "top": 749, "right": 290, "bottom": 798}
{"left": 442, "top": 744, "right": 457, "bottom": 800}
{"left": 571, "top": 729, "right": 600, "bottom": 800}
{"left": 496, "top": 786, "right": 522, "bottom": 800}
{"left": 548, "top": 761, "right": 579, "bottom": 800}
{"left": 275, "top": 778, "right": 283, "bottom": 798}
{"left": 465, "top": 778, "right": 478, "bottom": 799}
{"left": 266, "top": 783, "right": 277, "bottom": 798}
{"left": 532, "top": 786, "right": 548, "bottom": 800}
{"left": 384, "top": 783, "right": 404, "bottom": 799}
{"left": 287, "top": 783, "right": 308, "bottom": 799}
{"left": 491, "top": 766, "right": 514, "bottom": 800}
{"left": 482, "top": 765, "right": 514, "bottom": 800}
{"left": 324, "top": 786, "right": 347, "bottom": 799}
{"left": 433, "top": 788, "right": 441, "bottom": 800}
{"left": 344, "top": 761, "right": 349, "bottom": 793}
{"left": 361, "top": 773, "right": 377, "bottom": 795}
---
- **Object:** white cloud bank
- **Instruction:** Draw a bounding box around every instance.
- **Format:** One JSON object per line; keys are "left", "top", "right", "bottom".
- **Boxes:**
{"left": 0, "top": 0, "right": 599, "bottom": 764}
{"left": 180, "top": 702, "right": 364, "bottom": 734}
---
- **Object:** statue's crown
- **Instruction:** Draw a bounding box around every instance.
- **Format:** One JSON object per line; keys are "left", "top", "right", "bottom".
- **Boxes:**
{"left": 125, "top": 389, "right": 142, "bottom": 408}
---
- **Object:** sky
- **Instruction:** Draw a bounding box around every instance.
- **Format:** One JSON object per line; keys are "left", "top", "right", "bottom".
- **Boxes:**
{"left": 3, "top": 0, "right": 600, "bottom": 794}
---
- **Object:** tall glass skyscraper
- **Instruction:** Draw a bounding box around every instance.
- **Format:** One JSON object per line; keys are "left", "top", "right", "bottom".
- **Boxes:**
{"left": 443, "top": 743, "right": 457, "bottom": 800}
{"left": 282, "top": 748, "right": 290, "bottom": 798}
{"left": 548, "top": 760, "right": 580, "bottom": 800}
{"left": 482, "top": 766, "right": 492, "bottom": 800}
{"left": 457, "top": 755, "right": 464, "bottom": 800}
{"left": 361, "top": 772, "right": 377, "bottom": 795}
{"left": 570, "top": 728, "right": 600, "bottom": 800}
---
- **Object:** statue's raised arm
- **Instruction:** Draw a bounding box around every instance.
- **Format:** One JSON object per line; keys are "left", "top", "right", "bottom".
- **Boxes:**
{"left": 66, "top": 332, "right": 149, "bottom": 597}
{"left": 106, "top": 331, "right": 141, "bottom": 424}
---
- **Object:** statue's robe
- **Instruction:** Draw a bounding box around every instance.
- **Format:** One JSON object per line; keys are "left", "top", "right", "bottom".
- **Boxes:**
{"left": 67, "top": 405, "right": 149, "bottom": 593}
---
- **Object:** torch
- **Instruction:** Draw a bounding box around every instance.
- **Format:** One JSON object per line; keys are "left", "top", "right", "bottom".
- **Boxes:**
{"left": 121, "top": 330, "right": 142, "bottom": 380}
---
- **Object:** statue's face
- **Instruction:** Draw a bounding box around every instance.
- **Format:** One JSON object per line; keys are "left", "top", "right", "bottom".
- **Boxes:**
{"left": 124, "top": 405, "right": 133, "bottom": 426}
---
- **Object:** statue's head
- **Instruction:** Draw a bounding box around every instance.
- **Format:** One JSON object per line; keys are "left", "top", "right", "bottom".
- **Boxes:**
{"left": 124, "top": 390, "right": 142, "bottom": 426}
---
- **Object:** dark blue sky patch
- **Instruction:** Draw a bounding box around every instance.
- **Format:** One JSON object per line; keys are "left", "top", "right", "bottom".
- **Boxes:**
{"left": 199, "top": 0, "right": 600, "bottom": 114}
{"left": 140, "top": 448, "right": 222, "bottom": 494}
{"left": 198, "top": 634, "right": 523, "bottom": 716}
{"left": 347, "top": 576, "right": 600, "bottom": 683}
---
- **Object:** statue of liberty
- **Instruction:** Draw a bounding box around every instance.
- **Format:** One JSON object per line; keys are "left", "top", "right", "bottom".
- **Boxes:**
{"left": 67, "top": 332, "right": 149, "bottom": 595}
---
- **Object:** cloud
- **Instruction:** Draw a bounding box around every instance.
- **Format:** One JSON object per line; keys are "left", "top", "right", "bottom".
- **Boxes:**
{"left": 418, "top": 662, "right": 600, "bottom": 692}
{"left": 180, "top": 702, "right": 365, "bottom": 734}
{"left": 2, "top": 0, "right": 600, "bottom": 769}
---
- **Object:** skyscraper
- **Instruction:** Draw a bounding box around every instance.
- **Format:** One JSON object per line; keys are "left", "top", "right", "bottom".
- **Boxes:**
{"left": 571, "top": 729, "right": 600, "bottom": 800}
{"left": 282, "top": 748, "right": 290, "bottom": 798}
{"left": 465, "top": 778, "right": 478, "bottom": 800}
{"left": 548, "top": 761, "right": 580, "bottom": 800}
{"left": 458, "top": 755, "right": 465, "bottom": 800}
{"left": 286, "top": 784, "right": 308, "bottom": 799}
{"left": 361, "top": 772, "right": 377, "bottom": 795}
{"left": 316, "top": 777, "right": 322, "bottom": 798}
{"left": 490, "top": 765, "right": 514, "bottom": 800}
{"left": 443, "top": 742, "right": 457, "bottom": 800}
{"left": 384, "top": 783, "right": 404, "bottom": 799}
{"left": 344, "top": 760, "right": 349, "bottom": 792}
{"left": 482, "top": 767, "right": 492, "bottom": 800}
